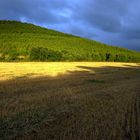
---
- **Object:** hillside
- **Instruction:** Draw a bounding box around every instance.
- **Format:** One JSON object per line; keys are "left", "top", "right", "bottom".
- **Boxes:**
{"left": 0, "top": 20, "right": 140, "bottom": 62}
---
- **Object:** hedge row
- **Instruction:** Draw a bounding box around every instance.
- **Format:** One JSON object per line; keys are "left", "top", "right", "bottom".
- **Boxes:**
{"left": 0, "top": 47, "right": 139, "bottom": 62}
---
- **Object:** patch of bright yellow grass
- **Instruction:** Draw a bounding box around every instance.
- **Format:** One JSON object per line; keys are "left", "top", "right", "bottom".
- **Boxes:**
{"left": 0, "top": 62, "right": 139, "bottom": 81}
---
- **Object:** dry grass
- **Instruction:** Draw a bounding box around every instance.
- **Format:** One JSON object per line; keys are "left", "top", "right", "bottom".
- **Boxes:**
{"left": 0, "top": 62, "right": 139, "bottom": 81}
{"left": 0, "top": 62, "right": 140, "bottom": 140}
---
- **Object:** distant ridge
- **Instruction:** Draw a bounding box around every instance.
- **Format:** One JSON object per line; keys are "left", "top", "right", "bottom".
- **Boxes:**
{"left": 0, "top": 20, "right": 140, "bottom": 62}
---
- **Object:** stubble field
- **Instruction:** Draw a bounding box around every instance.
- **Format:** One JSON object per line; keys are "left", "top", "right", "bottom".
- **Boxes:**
{"left": 0, "top": 62, "right": 140, "bottom": 139}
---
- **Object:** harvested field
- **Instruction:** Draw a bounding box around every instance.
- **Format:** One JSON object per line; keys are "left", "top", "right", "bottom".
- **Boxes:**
{"left": 0, "top": 62, "right": 140, "bottom": 139}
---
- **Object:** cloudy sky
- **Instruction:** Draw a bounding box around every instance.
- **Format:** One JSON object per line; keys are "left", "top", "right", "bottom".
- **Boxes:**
{"left": 0, "top": 0, "right": 140, "bottom": 51}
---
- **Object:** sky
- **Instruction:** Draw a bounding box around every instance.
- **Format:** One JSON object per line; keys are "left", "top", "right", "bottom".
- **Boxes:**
{"left": 0, "top": 0, "right": 140, "bottom": 51}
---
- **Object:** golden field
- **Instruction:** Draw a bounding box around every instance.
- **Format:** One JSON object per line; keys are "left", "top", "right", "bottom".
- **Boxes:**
{"left": 0, "top": 62, "right": 139, "bottom": 80}
{"left": 0, "top": 62, "right": 140, "bottom": 139}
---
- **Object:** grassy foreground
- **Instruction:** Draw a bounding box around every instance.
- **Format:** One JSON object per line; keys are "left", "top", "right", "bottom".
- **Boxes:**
{"left": 0, "top": 62, "right": 140, "bottom": 139}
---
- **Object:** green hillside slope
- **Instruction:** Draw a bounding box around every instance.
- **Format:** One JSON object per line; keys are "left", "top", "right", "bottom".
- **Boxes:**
{"left": 0, "top": 20, "right": 140, "bottom": 62}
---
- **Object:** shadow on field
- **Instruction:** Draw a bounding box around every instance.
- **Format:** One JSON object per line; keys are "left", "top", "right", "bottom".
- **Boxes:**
{"left": 0, "top": 65, "right": 140, "bottom": 95}
{"left": 0, "top": 65, "right": 140, "bottom": 100}
{"left": 0, "top": 65, "right": 140, "bottom": 140}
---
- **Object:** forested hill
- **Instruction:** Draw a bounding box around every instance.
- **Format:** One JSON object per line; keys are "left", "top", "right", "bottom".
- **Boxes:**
{"left": 0, "top": 20, "right": 140, "bottom": 62}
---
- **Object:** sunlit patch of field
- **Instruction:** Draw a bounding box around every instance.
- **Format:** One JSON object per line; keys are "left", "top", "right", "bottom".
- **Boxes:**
{"left": 0, "top": 62, "right": 140, "bottom": 140}
{"left": 0, "top": 62, "right": 139, "bottom": 81}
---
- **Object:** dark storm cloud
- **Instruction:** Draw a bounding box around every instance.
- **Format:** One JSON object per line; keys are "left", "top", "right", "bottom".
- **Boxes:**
{"left": 72, "top": 0, "right": 128, "bottom": 33}
{"left": 123, "top": 29, "right": 140, "bottom": 40}
{"left": 70, "top": 0, "right": 140, "bottom": 51}
{"left": 0, "top": 0, "right": 70, "bottom": 24}
{"left": 0, "top": 0, "right": 140, "bottom": 51}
